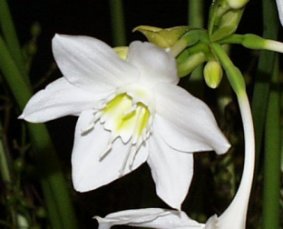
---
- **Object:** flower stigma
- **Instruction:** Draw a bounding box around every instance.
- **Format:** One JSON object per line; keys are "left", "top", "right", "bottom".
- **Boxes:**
{"left": 83, "top": 91, "right": 152, "bottom": 174}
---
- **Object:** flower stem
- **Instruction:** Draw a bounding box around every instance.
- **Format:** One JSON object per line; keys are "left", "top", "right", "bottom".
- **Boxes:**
{"left": 252, "top": 0, "right": 278, "bottom": 177}
{"left": 252, "top": 0, "right": 281, "bottom": 227}
{"left": 187, "top": 0, "right": 205, "bottom": 97}
{"left": 0, "top": 0, "right": 29, "bottom": 85}
{"left": 263, "top": 55, "right": 281, "bottom": 229}
{"left": 218, "top": 91, "right": 254, "bottom": 229}
{"left": 188, "top": 0, "right": 204, "bottom": 28}
{"left": 211, "top": 43, "right": 255, "bottom": 229}
{"left": 109, "top": 0, "right": 126, "bottom": 46}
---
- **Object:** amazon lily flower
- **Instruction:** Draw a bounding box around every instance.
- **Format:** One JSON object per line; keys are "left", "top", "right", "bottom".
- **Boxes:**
{"left": 20, "top": 34, "right": 230, "bottom": 209}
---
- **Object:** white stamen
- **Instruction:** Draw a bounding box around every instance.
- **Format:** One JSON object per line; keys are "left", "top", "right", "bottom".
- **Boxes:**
{"left": 119, "top": 143, "right": 136, "bottom": 175}
{"left": 80, "top": 122, "right": 95, "bottom": 135}
{"left": 128, "top": 144, "right": 139, "bottom": 169}
{"left": 80, "top": 111, "right": 103, "bottom": 135}
{"left": 99, "top": 141, "right": 113, "bottom": 161}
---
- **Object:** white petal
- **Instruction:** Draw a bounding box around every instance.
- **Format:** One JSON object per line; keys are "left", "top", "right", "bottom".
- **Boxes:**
{"left": 204, "top": 215, "right": 219, "bottom": 229}
{"left": 19, "top": 78, "right": 105, "bottom": 122}
{"left": 94, "top": 208, "right": 204, "bottom": 229}
{"left": 52, "top": 34, "right": 138, "bottom": 92}
{"left": 147, "top": 133, "right": 194, "bottom": 210}
{"left": 127, "top": 41, "right": 179, "bottom": 85}
{"left": 154, "top": 84, "right": 230, "bottom": 155}
{"left": 71, "top": 110, "right": 148, "bottom": 192}
{"left": 276, "top": 0, "right": 283, "bottom": 26}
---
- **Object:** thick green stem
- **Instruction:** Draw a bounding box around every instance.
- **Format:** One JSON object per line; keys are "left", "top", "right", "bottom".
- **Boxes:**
{"left": 251, "top": 0, "right": 280, "bottom": 227}
{"left": 0, "top": 36, "right": 31, "bottom": 106}
{"left": 263, "top": 56, "right": 281, "bottom": 229}
{"left": 252, "top": 0, "right": 278, "bottom": 171}
{"left": 0, "top": 36, "right": 78, "bottom": 229}
{"left": 0, "top": 0, "right": 29, "bottom": 84}
{"left": 109, "top": 0, "right": 126, "bottom": 46}
{"left": 187, "top": 0, "right": 205, "bottom": 87}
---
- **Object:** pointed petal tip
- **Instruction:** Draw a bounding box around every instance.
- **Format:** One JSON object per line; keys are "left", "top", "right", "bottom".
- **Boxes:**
{"left": 217, "top": 141, "right": 231, "bottom": 155}
{"left": 72, "top": 173, "right": 90, "bottom": 192}
{"left": 72, "top": 178, "right": 94, "bottom": 193}
{"left": 17, "top": 112, "right": 43, "bottom": 123}
{"left": 52, "top": 33, "right": 61, "bottom": 42}
{"left": 53, "top": 33, "right": 64, "bottom": 40}
{"left": 52, "top": 33, "right": 69, "bottom": 45}
{"left": 18, "top": 113, "right": 24, "bottom": 120}
{"left": 52, "top": 33, "right": 77, "bottom": 47}
{"left": 156, "top": 190, "right": 182, "bottom": 211}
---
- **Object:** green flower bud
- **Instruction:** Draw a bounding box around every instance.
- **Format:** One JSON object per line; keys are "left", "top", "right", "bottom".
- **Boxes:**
{"left": 114, "top": 46, "right": 128, "bottom": 60}
{"left": 203, "top": 60, "right": 223, "bottom": 89}
{"left": 211, "top": 9, "right": 244, "bottom": 41}
{"left": 133, "top": 25, "right": 189, "bottom": 48}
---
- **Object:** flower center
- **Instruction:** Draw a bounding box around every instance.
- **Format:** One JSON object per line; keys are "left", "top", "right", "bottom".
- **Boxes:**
{"left": 89, "top": 92, "right": 152, "bottom": 171}
{"left": 101, "top": 93, "right": 151, "bottom": 144}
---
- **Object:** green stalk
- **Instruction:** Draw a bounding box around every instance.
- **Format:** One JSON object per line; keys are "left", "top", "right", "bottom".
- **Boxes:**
{"left": 188, "top": 0, "right": 204, "bottom": 28}
{"left": 109, "top": 0, "right": 126, "bottom": 46}
{"left": 252, "top": 0, "right": 278, "bottom": 171}
{"left": 252, "top": 0, "right": 280, "bottom": 227}
{"left": 263, "top": 56, "right": 281, "bottom": 229}
{"left": 187, "top": 0, "right": 204, "bottom": 88}
{"left": 0, "top": 0, "right": 29, "bottom": 84}
{"left": 0, "top": 36, "right": 78, "bottom": 229}
{"left": 210, "top": 43, "right": 245, "bottom": 93}
{"left": 0, "top": 36, "right": 31, "bottom": 104}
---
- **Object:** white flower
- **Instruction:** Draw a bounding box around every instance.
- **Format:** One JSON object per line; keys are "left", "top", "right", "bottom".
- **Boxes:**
{"left": 20, "top": 34, "right": 230, "bottom": 209}
{"left": 276, "top": 0, "right": 283, "bottom": 26}
{"left": 95, "top": 208, "right": 221, "bottom": 229}
{"left": 94, "top": 208, "right": 206, "bottom": 229}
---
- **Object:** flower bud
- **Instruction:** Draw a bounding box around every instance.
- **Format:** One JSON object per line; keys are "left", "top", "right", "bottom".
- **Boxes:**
{"left": 133, "top": 25, "right": 188, "bottom": 48}
{"left": 203, "top": 60, "right": 223, "bottom": 89}
{"left": 211, "top": 9, "right": 243, "bottom": 41}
